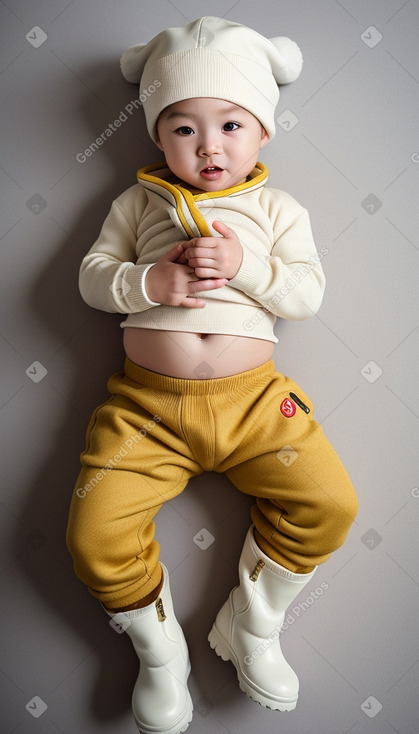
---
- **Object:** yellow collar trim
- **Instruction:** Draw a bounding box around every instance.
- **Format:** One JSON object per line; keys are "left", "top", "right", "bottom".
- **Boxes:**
{"left": 136, "top": 162, "right": 268, "bottom": 238}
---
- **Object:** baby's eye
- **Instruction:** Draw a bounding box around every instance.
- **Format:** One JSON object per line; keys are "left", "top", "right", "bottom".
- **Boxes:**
{"left": 176, "top": 126, "right": 194, "bottom": 135}
{"left": 223, "top": 122, "right": 240, "bottom": 132}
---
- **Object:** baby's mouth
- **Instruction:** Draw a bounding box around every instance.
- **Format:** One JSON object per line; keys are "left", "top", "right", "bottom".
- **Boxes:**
{"left": 200, "top": 166, "right": 224, "bottom": 179}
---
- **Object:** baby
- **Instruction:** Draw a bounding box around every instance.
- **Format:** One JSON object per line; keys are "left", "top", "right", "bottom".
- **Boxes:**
{"left": 67, "top": 16, "right": 358, "bottom": 734}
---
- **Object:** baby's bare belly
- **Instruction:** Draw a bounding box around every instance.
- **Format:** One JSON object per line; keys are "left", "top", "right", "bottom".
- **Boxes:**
{"left": 123, "top": 327, "right": 274, "bottom": 378}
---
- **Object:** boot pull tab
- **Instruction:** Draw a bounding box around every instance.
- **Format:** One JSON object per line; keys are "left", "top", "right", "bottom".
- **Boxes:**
{"left": 249, "top": 560, "right": 265, "bottom": 582}
{"left": 155, "top": 597, "right": 167, "bottom": 622}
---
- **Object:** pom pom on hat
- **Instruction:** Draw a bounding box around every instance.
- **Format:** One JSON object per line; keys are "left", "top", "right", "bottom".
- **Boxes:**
{"left": 121, "top": 17, "right": 303, "bottom": 141}
{"left": 270, "top": 36, "right": 304, "bottom": 84}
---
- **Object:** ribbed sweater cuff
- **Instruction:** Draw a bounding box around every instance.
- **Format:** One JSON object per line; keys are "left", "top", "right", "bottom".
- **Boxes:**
{"left": 125, "top": 263, "right": 161, "bottom": 311}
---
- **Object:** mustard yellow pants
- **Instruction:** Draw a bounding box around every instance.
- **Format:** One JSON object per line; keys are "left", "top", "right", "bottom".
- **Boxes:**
{"left": 66, "top": 359, "right": 358, "bottom": 609}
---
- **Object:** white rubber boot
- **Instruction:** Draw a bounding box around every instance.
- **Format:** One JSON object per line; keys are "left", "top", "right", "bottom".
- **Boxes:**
{"left": 106, "top": 564, "right": 193, "bottom": 734}
{"left": 208, "top": 526, "right": 316, "bottom": 711}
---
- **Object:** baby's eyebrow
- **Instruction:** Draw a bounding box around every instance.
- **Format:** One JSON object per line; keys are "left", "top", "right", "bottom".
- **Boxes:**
{"left": 166, "top": 111, "right": 191, "bottom": 120}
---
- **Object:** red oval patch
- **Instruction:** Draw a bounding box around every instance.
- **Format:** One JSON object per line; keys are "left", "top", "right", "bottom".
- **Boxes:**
{"left": 280, "top": 398, "right": 296, "bottom": 418}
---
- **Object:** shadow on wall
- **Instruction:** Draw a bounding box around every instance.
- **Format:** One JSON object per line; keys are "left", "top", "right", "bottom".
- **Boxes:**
{"left": 16, "top": 58, "right": 155, "bottom": 724}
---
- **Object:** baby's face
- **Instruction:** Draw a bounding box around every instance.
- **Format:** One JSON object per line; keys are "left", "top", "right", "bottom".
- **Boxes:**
{"left": 156, "top": 98, "right": 269, "bottom": 192}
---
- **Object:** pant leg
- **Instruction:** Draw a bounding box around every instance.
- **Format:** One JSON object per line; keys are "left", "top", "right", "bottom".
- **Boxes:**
{"left": 224, "top": 371, "right": 359, "bottom": 574}
{"left": 66, "top": 367, "right": 202, "bottom": 609}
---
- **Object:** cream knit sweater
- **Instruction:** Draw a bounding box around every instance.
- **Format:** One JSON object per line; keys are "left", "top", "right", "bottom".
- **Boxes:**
{"left": 79, "top": 162, "right": 325, "bottom": 343}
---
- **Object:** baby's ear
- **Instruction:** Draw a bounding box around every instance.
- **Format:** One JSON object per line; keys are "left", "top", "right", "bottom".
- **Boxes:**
{"left": 260, "top": 127, "right": 269, "bottom": 148}
{"left": 269, "top": 36, "right": 303, "bottom": 84}
{"left": 120, "top": 43, "right": 147, "bottom": 83}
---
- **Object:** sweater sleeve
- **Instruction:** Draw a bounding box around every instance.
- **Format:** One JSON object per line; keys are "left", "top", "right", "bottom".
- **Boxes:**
{"left": 228, "top": 192, "right": 325, "bottom": 320}
{"left": 78, "top": 186, "right": 159, "bottom": 314}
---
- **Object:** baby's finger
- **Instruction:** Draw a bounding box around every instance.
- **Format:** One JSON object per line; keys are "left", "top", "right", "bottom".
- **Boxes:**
{"left": 211, "top": 220, "right": 236, "bottom": 238}
{"left": 189, "top": 277, "right": 228, "bottom": 293}
{"left": 186, "top": 257, "right": 216, "bottom": 269}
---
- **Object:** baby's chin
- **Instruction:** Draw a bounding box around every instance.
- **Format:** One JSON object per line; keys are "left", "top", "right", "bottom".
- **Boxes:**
{"left": 197, "top": 174, "right": 248, "bottom": 192}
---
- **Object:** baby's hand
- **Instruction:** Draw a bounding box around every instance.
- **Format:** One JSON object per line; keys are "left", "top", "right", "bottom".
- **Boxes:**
{"left": 182, "top": 221, "right": 243, "bottom": 280}
{"left": 145, "top": 243, "right": 228, "bottom": 308}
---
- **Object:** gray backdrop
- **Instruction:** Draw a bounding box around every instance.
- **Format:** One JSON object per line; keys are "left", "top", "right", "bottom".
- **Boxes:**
{"left": 1, "top": 1, "right": 418, "bottom": 733}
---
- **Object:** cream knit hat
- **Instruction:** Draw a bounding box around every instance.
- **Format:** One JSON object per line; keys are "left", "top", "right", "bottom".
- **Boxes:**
{"left": 120, "top": 16, "right": 302, "bottom": 141}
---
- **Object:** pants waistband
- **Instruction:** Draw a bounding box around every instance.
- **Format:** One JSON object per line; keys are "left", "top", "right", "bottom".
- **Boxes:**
{"left": 123, "top": 358, "right": 276, "bottom": 396}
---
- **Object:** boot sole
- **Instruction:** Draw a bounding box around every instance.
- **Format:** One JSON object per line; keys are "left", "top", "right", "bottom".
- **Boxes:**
{"left": 208, "top": 625, "right": 297, "bottom": 712}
